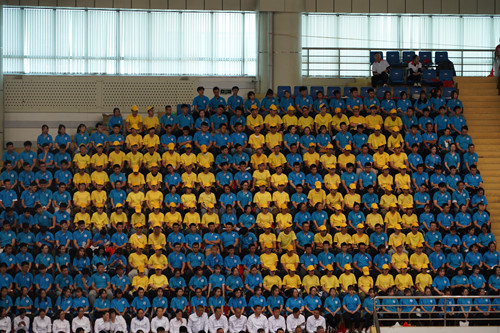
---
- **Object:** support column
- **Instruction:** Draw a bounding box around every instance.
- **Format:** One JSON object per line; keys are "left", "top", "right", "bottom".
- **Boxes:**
{"left": 272, "top": 10, "right": 302, "bottom": 90}
{"left": 256, "top": 12, "right": 271, "bottom": 95}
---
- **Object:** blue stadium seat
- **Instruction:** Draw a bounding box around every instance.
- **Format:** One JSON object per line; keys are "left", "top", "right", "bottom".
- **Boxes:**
{"left": 386, "top": 51, "right": 400, "bottom": 66}
{"left": 370, "top": 51, "right": 383, "bottom": 63}
{"left": 410, "top": 86, "right": 423, "bottom": 97}
{"left": 419, "top": 51, "right": 432, "bottom": 65}
{"left": 344, "top": 87, "right": 355, "bottom": 98}
{"left": 443, "top": 87, "right": 457, "bottom": 99}
{"left": 440, "top": 69, "right": 454, "bottom": 82}
{"left": 435, "top": 51, "right": 449, "bottom": 63}
{"left": 277, "top": 85, "right": 291, "bottom": 99}
{"left": 422, "top": 69, "right": 437, "bottom": 84}
{"left": 360, "top": 87, "right": 371, "bottom": 99}
{"left": 293, "top": 86, "right": 302, "bottom": 97}
{"left": 393, "top": 87, "right": 408, "bottom": 99}
{"left": 177, "top": 103, "right": 191, "bottom": 114}
{"left": 376, "top": 86, "right": 390, "bottom": 99}
{"left": 326, "top": 86, "right": 341, "bottom": 98}
{"left": 310, "top": 86, "right": 324, "bottom": 98}
{"left": 402, "top": 51, "right": 415, "bottom": 64}
{"left": 389, "top": 68, "right": 405, "bottom": 84}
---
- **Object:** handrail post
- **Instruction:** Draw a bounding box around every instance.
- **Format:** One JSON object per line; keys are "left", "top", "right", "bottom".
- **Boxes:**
{"left": 373, "top": 297, "right": 380, "bottom": 333}
{"left": 443, "top": 298, "right": 447, "bottom": 327}
{"left": 307, "top": 48, "right": 310, "bottom": 77}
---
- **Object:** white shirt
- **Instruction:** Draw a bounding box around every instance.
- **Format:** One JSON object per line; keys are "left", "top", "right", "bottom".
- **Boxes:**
{"left": 306, "top": 315, "right": 326, "bottom": 333}
{"left": 246, "top": 314, "right": 268, "bottom": 333}
{"left": 13, "top": 315, "right": 30, "bottom": 333}
{"left": 372, "top": 60, "right": 390, "bottom": 74}
{"left": 94, "top": 318, "right": 111, "bottom": 333}
{"left": 52, "top": 319, "right": 70, "bottom": 333}
{"left": 268, "top": 315, "right": 286, "bottom": 333}
{"left": 207, "top": 314, "right": 228, "bottom": 333}
{"left": 110, "top": 316, "right": 127, "bottom": 333}
{"left": 188, "top": 312, "right": 209, "bottom": 333}
{"left": 33, "top": 316, "right": 52, "bottom": 333}
{"left": 169, "top": 317, "right": 188, "bottom": 333}
{"left": 286, "top": 314, "right": 305, "bottom": 333}
{"left": 130, "top": 317, "right": 150, "bottom": 333}
{"left": 151, "top": 316, "right": 170, "bottom": 333}
{"left": 408, "top": 61, "right": 422, "bottom": 73}
{"left": 72, "top": 316, "right": 91, "bottom": 333}
{"left": 0, "top": 317, "right": 12, "bottom": 333}
{"left": 228, "top": 314, "right": 247, "bottom": 333}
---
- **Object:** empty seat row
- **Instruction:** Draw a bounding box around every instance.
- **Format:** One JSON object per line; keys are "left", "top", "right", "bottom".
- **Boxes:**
{"left": 370, "top": 50, "right": 449, "bottom": 65}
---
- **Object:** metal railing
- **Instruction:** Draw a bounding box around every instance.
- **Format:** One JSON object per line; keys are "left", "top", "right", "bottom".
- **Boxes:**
{"left": 373, "top": 295, "right": 500, "bottom": 332}
{"left": 302, "top": 47, "right": 495, "bottom": 78}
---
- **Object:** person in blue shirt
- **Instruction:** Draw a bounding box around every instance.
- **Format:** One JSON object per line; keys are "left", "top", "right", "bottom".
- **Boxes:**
{"left": 380, "top": 91, "right": 396, "bottom": 116}
{"left": 209, "top": 86, "right": 227, "bottom": 111}
{"left": 228, "top": 288, "right": 247, "bottom": 313}
{"left": 1, "top": 142, "right": 19, "bottom": 167}
{"left": 227, "top": 86, "right": 244, "bottom": 114}
{"left": 245, "top": 265, "right": 263, "bottom": 296}
{"left": 483, "top": 241, "right": 500, "bottom": 270}
{"left": 131, "top": 288, "right": 152, "bottom": 314}
{"left": 324, "top": 287, "right": 342, "bottom": 329}
{"left": 342, "top": 285, "right": 362, "bottom": 331}
{"left": 473, "top": 288, "right": 492, "bottom": 323}
{"left": 295, "top": 86, "right": 313, "bottom": 112}
{"left": 192, "top": 86, "right": 210, "bottom": 113}
{"left": 188, "top": 266, "right": 208, "bottom": 294}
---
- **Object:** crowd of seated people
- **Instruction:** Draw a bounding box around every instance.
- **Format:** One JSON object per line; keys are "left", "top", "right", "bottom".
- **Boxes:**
{"left": 0, "top": 83, "right": 497, "bottom": 333}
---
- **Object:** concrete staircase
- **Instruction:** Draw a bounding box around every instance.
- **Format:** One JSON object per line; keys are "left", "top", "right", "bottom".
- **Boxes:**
{"left": 455, "top": 76, "right": 500, "bottom": 240}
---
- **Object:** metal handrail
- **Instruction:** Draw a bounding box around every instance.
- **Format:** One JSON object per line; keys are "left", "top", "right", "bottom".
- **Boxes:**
{"left": 302, "top": 47, "right": 495, "bottom": 78}
{"left": 373, "top": 295, "right": 500, "bottom": 332}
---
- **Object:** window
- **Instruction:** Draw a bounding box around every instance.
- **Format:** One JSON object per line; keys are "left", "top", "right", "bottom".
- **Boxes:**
{"left": 302, "top": 13, "right": 500, "bottom": 77}
{"left": 2, "top": 7, "right": 257, "bottom": 76}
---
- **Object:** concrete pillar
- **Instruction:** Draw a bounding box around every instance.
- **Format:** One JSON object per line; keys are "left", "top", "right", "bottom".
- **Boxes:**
{"left": 272, "top": 10, "right": 302, "bottom": 90}
{"left": 256, "top": 12, "right": 271, "bottom": 95}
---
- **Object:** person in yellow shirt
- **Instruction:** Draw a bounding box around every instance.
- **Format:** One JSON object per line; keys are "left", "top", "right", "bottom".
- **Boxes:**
{"left": 180, "top": 144, "right": 197, "bottom": 167}
{"left": 90, "top": 182, "right": 107, "bottom": 207}
{"left": 409, "top": 243, "right": 429, "bottom": 272}
{"left": 253, "top": 183, "right": 272, "bottom": 210}
{"left": 395, "top": 168, "right": 411, "bottom": 193}
{"left": 375, "top": 264, "right": 395, "bottom": 294}
{"left": 320, "top": 148, "right": 337, "bottom": 171}
{"left": 394, "top": 264, "right": 413, "bottom": 293}
{"left": 250, "top": 147, "right": 268, "bottom": 170}
{"left": 303, "top": 143, "right": 320, "bottom": 169}
{"left": 282, "top": 268, "right": 301, "bottom": 291}
{"left": 270, "top": 169, "right": 288, "bottom": 191}
{"left": 280, "top": 245, "right": 300, "bottom": 273}
{"left": 384, "top": 203, "right": 402, "bottom": 233}
{"left": 259, "top": 223, "right": 277, "bottom": 249}
{"left": 198, "top": 184, "right": 216, "bottom": 210}
{"left": 264, "top": 106, "right": 283, "bottom": 131}
{"left": 401, "top": 205, "right": 418, "bottom": 230}
{"left": 73, "top": 182, "right": 91, "bottom": 208}
{"left": 367, "top": 126, "right": 387, "bottom": 152}
{"left": 297, "top": 108, "right": 314, "bottom": 133}
{"left": 263, "top": 266, "right": 282, "bottom": 292}
{"left": 337, "top": 147, "right": 355, "bottom": 171}
{"left": 379, "top": 185, "right": 396, "bottom": 212}
{"left": 349, "top": 107, "right": 366, "bottom": 130}
{"left": 384, "top": 109, "right": 403, "bottom": 133}
{"left": 388, "top": 225, "right": 406, "bottom": 253}
{"left": 180, "top": 184, "right": 197, "bottom": 208}
{"left": 320, "top": 265, "right": 339, "bottom": 294}
{"left": 303, "top": 267, "right": 320, "bottom": 294}
{"left": 268, "top": 145, "right": 287, "bottom": 171}
{"left": 265, "top": 124, "right": 283, "bottom": 151}
{"left": 334, "top": 224, "right": 352, "bottom": 250}
{"left": 149, "top": 265, "right": 169, "bottom": 292}
{"left": 73, "top": 145, "right": 91, "bottom": 169}
{"left": 415, "top": 264, "right": 433, "bottom": 294}
{"left": 145, "top": 182, "right": 163, "bottom": 210}
{"left": 325, "top": 186, "right": 343, "bottom": 212}
{"left": 366, "top": 106, "right": 383, "bottom": 130}
{"left": 405, "top": 223, "right": 425, "bottom": 252}
{"left": 125, "top": 126, "right": 143, "bottom": 150}
{"left": 148, "top": 223, "right": 167, "bottom": 248}
{"left": 246, "top": 108, "right": 264, "bottom": 132}
{"left": 162, "top": 143, "right": 181, "bottom": 170}
{"left": 129, "top": 223, "right": 148, "bottom": 250}
{"left": 372, "top": 145, "right": 390, "bottom": 173}
{"left": 126, "top": 183, "right": 145, "bottom": 209}
{"left": 143, "top": 106, "right": 160, "bottom": 131}
{"left": 343, "top": 183, "right": 361, "bottom": 210}
{"left": 110, "top": 205, "right": 128, "bottom": 230}
{"left": 164, "top": 203, "right": 182, "bottom": 227}
{"left": 197, "top": 165, "right": 215, "bottom": 187}
{"left": 332, "top": 109, "right": 350, "bottom": 132}
{"left": 130, "top": 206, "right": 146, "bottom": 229}
{"left": 283, "top": 106, "right": 298, "bottom": 128}
{"left": 128, "top": 245, "right": 149, "bottom": 279}
{"left": 308, "top": 181, "right": 326, "bottom": 207}
{"left": 260, "top": 243, "right": 278, "bottom": 272}
{"left": 256, "top": 205, "right": 274, "bottom": 229}
{"left": 387, "top": 127, "right": 404, "bottom": 152}
{"left": 314, "top": 225, "right": 333, "bottom": 248}
{"left": 200, "top": 203, "right": 219, "bottom": 228}
{"left": 143, "top": 144, "right": 161, "bottom": 169}
{"left": 314, "top": 104, "right": 333, "bottom": 133}
{"left": 391, "top": 244, "right": 409, "bottom": 272}
{"left": 358, "top": 267, "right": 374, "bottom": 298}
{"left": 183, "top": 203, "right": 201, "bottom": 227}
{"left": 388, "top": 145, "right": 408, "bottom": 172}
{"left": 339, "top": 264, "right": 357, "bottom": 292}
{"left": 351, "top": 224, "right": 369, "bottom": 249}
{"left": 126, "top": 144, "right": 144, "bottom": 170}
{"left": 132, "top": 266, "right": 149, "bottom": 292}
{"left": 143, "top": 127, "right": 160, "bottom": 150}
{"left": 196, "top": 145, "right": 214, "bottom": 169}
{"left": 90, "top": 204, "right": 108, "bottom": 231}
{"left": 126, "top": 105, "right": 143, "bottom": 133}
{"left": 366, "top": 203, "right": 383, "bottom": 231}
{"left": 276, "top": 204, "right": 293, "bottom": 231}
{"left": 252, "top": 164, "right": 271, "bottom": 189}
{"left": 90, "top": 145, "right": 109, "bottom": 170}
{"left": 277, "top": 222, "right": 296, "bottom": 252}
{"left": 330, "top": 206, "right": 347, "bottom": 233}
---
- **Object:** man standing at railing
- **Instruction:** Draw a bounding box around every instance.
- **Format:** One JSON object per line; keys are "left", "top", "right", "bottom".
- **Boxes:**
{"left": 371, "top": 53, "right": 390, "bottom": 88}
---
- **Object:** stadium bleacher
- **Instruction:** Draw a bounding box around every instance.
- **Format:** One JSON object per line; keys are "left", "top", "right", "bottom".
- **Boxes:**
{"left": 0, "top": 77, "right": 497, "bottom": 333}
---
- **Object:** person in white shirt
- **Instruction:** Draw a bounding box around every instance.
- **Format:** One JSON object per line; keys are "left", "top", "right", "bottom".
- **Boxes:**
{"left": 408, "top": 55, "right": 423, "bottom": 87}
{"left": 0, "top": 307, "right": 11, "bottom": 333}
{"left": 130, "top": 309, "right": 151, "bottom": 333}
{"left": 188, "top": 305, "right": 209, "bottom": 333}
{"left": 306, "top": 307, "right": 326, "bottom": 333}
{"left": 33, "top": 309, "right": 52, "bottom": 333}
{"left": 228, "top": 307, "right": 247, "bottom": 333}
{"left": 371, "top": 52, "right": 390, "bottom": 87}
{"left": 286, "top": 309, "right": 305, "bottom": 333}
{"left": 170, "top": 310, "right": 188, "bottom": 333}
{"left": 268, "top": 307, "right": 286, "bottom": 333}
{"left": 52, "top": 310, "right": 71, "bottom": 333}
{"left": 151, "top": 308, "right": 170, "bottom": 333}
{"left": 247, "top": 305, "right": 268, "bottom": 333}
{"left": 13, "top": 310, "right": 30, "bottom": 333}
{"left": 207, "top": 307, "right": 228, "bottom": 333}
{"left": 72, "top": 308, "right": 92, "bottom": 333}
{"left": 94, "top": 311, "right": 111, "bottom": 333}
{"left": 109, "top": 310, "right": 127, "bottom": 333}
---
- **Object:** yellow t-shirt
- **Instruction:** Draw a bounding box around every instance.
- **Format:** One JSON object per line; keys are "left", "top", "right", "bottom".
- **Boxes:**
{"left": 338, "top": 154, "right": 356, "bottom": 169}
{"left": 379, "top": 194, "right": 397, "bottom": 208}
{"left": 91, "top": 212, "right": 108, "bottom": 229}
{"left": 73, "top": 191, "right": 91, "bottom": 206}
{"left": 125, "top": 134, "right": 143, "bottom": 148}
{"left": 74, "top": 212, "right": 90, "bottom": 226}
{"left": 415, "top": 273, "right": 433, "bottom": 292}
{"left": 253, "top": 170, "right": 271, "bottom": 185}
{"left": 126, "top": 191, "right": 145, "bottom": 208}
{"left": 307, "top": 189, "right": 326, "bottom": 206}
{"left": 326, "top": 192, "right": 343, "bottom": 207}
{"left": 253, "top": 192, "right": 272, "bottom": 206}
{"left": 391, "top": 252, "right": 409, "bottom": 269}
{"left": 183, "top": 212, "right": 201, "bottom": 226}
{"left": 259, "top": 232, "right": 276, "bottom": 245}
{"left": 376, "top": 274, "right": 395, "bottom": 290}
{"left": 409, "top": 253, "right": 429, "bottom": 270}
{"left": 180, "top": 153, "right": 197, "bottom": 166}
{"left": 143, "top": 152, "right": 161, "bottom": 168}
{"left": 126, "top": 114, "right": 143, "bottom": 128}
{"left": 143, "top": 134, "right": 160, "bottom": 147}
{"left": 282, "top": 115, "right": 298, "bottom": 128}
{"left": 126, "top": 152, "right": 144, "bottom": 167}
{"left": 164, "top": 212, "right": 182, "bottom": 227}
{"left": 339, "top": 273, "right": 357, "bottom": 290}
{"left": 395, "top": 273, "right": 413, "bottom": 290}
{"left": 132, "top": 275, "right": 149, "bottom": 290}
{"left": 128, "top": 173, "right": 146, "bottom": 187}
{"left": 389, "top": 153, "right": 408, "bottom": 169}
{"left": 384, "top": 116, "right": 403, "bottom": 128}
{"left": 197, "top": 153, "right": 215, "bottom": 166}
{"left": 395, "top": 173, "right": 411, "bottom": 188}
{"left": 334, "top": 232, "right": 352, "bottom": 245}
{"left": 110, "top": 212, "right": 128, "bottom": 225}
{"left": 272, "top": 191, "right": 290, "bottom": 207}
{"left": 320, "top": 275, "right": 340, "bottom": 291}
{"left": 358, "top": 275, "right": 374, "bottom": 291}
{"left": 387, "top": 134, "right": 404, "bottom": 149}
{"left": 143, "top": 116, "right": 160, "bottom": 130}
{"left": 314, "top": 233, "right": 333, "bottom": 245}
{"left": 303, "top": 152, "right": 320, "bottom": 166}
{"left": 201, "top": 212, "right": 219, "bottom": 227}
{"left": 268, "top": 153, "right": 287, "bottom": 168}
{"left": 264, "top": 114, "right": 283, "bottom": 126}
{"left": 320, "top": 155, "right": 337, "bottom": 168}
{"left": 366, "top": 115, "right": 383, "bottom": 129}
{"left": 330, "top": 214, "right": 347, "bottom": 228}
{"left": 90, "top": 153, "right": 108, "bottom": 167}
{"left": 198, "top": 192, "right": 217, "bottom": 206}
{"left": 398, "top": 194, "right": 414, "bottom": 208}
{"left": 148, "top": 233, "right": 167, "bottom": 246}
{"left": 283, "top": 274, "right": 301, "bottom": 289}
{"left": 260, "top": 253, "right": 278, "bottom": 268}
{"left": 384, "top": 211, "right": 402, "bottom": 229}
{"left": 270, "top": 174, "right": 288, "bottom": 187}
{"left": 162, "top": 152, "right": 181, "bottom": 167}
{"left": 276, "top": 213, "right": 292, "bottom": 230}
{"left": 250, "top": 154, "right": 268, "bottom": 167}
{"left": 109, "top": 151, "right": 126, "bottom": 167}
{"left": 368, "top": 134, "right": 387, "bottom": 148}
{"left": 265, "top": 132, "right": 283, "bottom": 148}
{"left": 263, "top": 275, "right": 282, "bottom": 290}
{"left": 351, "top": 233, "right": 369, "bottom": 247}
{"left": 246, "top": 114, "right": 264, "bottom": 128}
{"left": 129, "top": 252, "right": 148, "bottom": 267}
{"left": 145, "top": 190, "right": 163, "bottom": 207}
{"left": 303, "top": 275, "right": 320, "bottom": 293}
{"left": 366, "top": 213, "right": 383, "bottom": 229}
{"left": 277, "top": 231, "right": 297, "bottom": 249}
{"left": 405, "top": 232, "right": 425, "bottom": 247}
{"left": 249, "top": 134, "right": 266, "bottom": 149}
{"left": 129, "top": 233, "right": 148, "bottom": 248}
{"left": 298, "top": 116, "right": 314, "bottom": 130}
{"left": 389, "top": 232, "right": 406, "bottom": 248}
{"left": 343, "top": 193, "right": 361, "bottom": 208}
{"left": 373, "top": 152, "right": 390, "bottom": 169}
{"left": 148, "top": 254, "right": 168, "bottom": 266}
{"left": 73, "top": 173, "right": 91, "bottom": 186}
{"left": 332, "top": 114, "right": 350, "bottom": 129}
{"left": 314, "top": 113, "right": 333, "bottom": 128}
{"left": 280, "top": 253, "right": 300, "bottom": 270}
{"left": 73, "top": 154, "right": 91, "bottom": 168}
{"left": 256, "top": 212, "right": 274, "bottom": 228}
{"left": 149, "top": 274, "right": 169, "bottom": 288}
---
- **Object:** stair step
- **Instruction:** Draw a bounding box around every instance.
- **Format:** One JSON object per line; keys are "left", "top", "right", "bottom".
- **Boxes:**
{"left": 461, "top": 89, "right": 499, "bottom": 96}
{"left": 461, "top": 96, "right": 500, "bottom": 102}
{"left": 455, "top": 76, "right": 498, "bottom": 83}
{"left": 458, "top": 82, "right": 498, "bottom": 88}
{"left": 463, "top": 102, "right": 500, "bottom": 108}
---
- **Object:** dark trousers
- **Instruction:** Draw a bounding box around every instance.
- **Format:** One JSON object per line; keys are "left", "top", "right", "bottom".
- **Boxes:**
{"left": 372, "top": 72, "right": 389, "bottom": 87}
